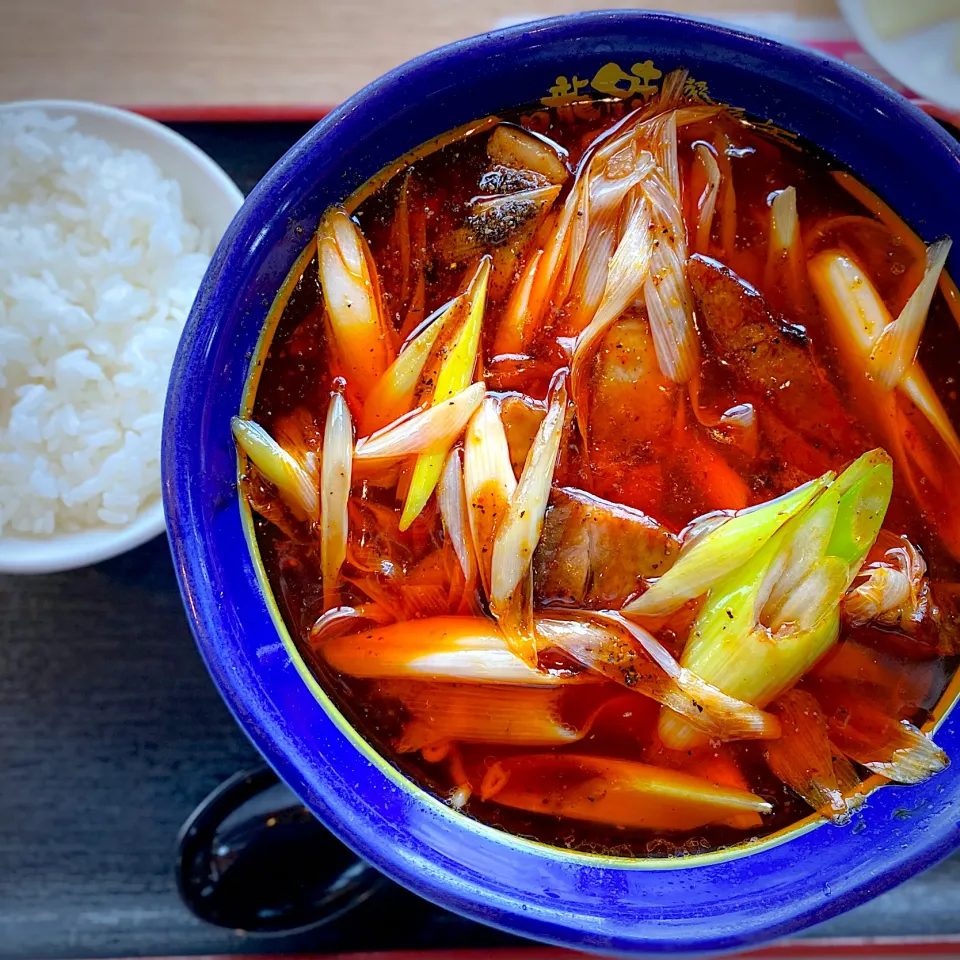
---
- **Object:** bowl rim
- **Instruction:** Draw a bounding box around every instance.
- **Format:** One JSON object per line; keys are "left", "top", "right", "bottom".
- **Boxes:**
{"left": 0, "top": 500, "right": 167, "bottom": 575}
{"left": 0, "top": 98, "right": 243, "bottom": 575}
{"left": 164, "top": 9, "right": 960, "bottom": 954}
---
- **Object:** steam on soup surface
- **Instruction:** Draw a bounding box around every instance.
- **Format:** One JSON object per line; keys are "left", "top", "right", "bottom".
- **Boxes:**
{"left": 235, "top": 70, "right": 960, "bottom": 857}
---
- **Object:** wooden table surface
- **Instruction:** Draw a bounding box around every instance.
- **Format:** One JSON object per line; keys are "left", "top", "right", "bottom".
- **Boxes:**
{"left": 1, "top": 0, "right": 838, "bottom": 108}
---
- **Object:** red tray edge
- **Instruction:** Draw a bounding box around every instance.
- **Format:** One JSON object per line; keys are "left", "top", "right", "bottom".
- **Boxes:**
{"left": 125, "top": 99, "right": 956, "bottom": 128}
{"left": 72, "top": 935, "right": 960, "bottom": 960}
{"left": 126, "top": 104, "right": 333, "bottom": 123}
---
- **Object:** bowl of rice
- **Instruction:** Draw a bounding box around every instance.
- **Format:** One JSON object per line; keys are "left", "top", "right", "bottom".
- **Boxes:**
{"left": 0, "top": 100, "right": 243, "bottom": 574}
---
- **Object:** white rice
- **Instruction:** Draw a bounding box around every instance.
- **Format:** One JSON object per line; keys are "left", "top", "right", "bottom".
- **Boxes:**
{"left": 0, "top": 110, "right": 212, "bottom": 536}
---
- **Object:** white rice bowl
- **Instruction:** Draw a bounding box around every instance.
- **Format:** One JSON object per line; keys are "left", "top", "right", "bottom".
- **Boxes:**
{"left": 0, "top": 101, "right": 243, "bottom": 573}
{"left": 0, "top": 111, "right": 212, "bottom": 534}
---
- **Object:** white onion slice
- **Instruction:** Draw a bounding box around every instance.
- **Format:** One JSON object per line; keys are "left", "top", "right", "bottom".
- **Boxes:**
{"left": 354, "top": 382, "right": 486, "bottom": 461}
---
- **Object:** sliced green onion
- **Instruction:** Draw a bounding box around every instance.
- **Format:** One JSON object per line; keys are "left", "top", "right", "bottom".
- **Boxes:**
{"left": 537, "top": 612, "right": 780, "bottom": 743}
{"left": 826, "top": 449, "right": 894, "bottom": 583}
{"left": 490, "top": 372, "right": 567, "bottom": 662}
{"left": 829, "top": 710, "right": 948, "bottom": 785}
{"left": 385, "top": 682, "right": 578, "bottom": 753}
{"left": 353, "top": 382, "right": 486, "bottom": 461}
{"left": 644, "top": 237, "right": 698, "bottom": 384}
{"left": 359, "top": 293, "right": 464, "bottom": 434}
{"left": 438, "top": 448, "right": 476, "bottom": 583}
{"left": 570, "top": 195, "right": 654, "bottom": 411}
{"left": 623, "top": 474, "right": 831, "bottom": 618}
{"left": 658, "top": 450, "right": 893, "bottom": 750}
{"left": 401, "top": 257, "right": 490, "bottom": 530}
{"left": 694, "top": 143, "right": 720, "bottom": 254}
{"left": 231, "top": 416, "right": 319, "bottom": 523}
{"left": 463, "top": 397, "right": 517, "bottom": 595}
{"left": 770, "top": 186, "right": 798, "bottom": 252}
{"left": 765, "top": 689, "right": 863, "bottom": 823}
{"left": 322, "top": 615, "right": 592, "bottom": 686}
{"left": 870, "top": 238, "right": 952, "bottom": 390}
{"left": 480, "top": 753, "right": 771, "bottom": 832}
{"left": 320, "top": 390, "right": 353, "bottom": 609}
{"left": 317, "top": 206, "right": 395, "bottom": 401}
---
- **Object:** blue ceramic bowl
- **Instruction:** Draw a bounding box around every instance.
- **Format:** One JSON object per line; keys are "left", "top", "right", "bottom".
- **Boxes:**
{"left": 163, "top": 10, "right": 960, "bottom": 955}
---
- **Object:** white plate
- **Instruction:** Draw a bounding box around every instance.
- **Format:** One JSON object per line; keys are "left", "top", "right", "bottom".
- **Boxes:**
{"left": 839, "top": 0, "right": 960, "bottom": 111}
{"left": 0, "top": 101, "right": 244, "bottom": 575}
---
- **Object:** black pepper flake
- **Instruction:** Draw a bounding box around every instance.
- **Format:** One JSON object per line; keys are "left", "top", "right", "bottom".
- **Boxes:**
{"left": 467, "top": 197, "right": 538, "bottom": 247}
